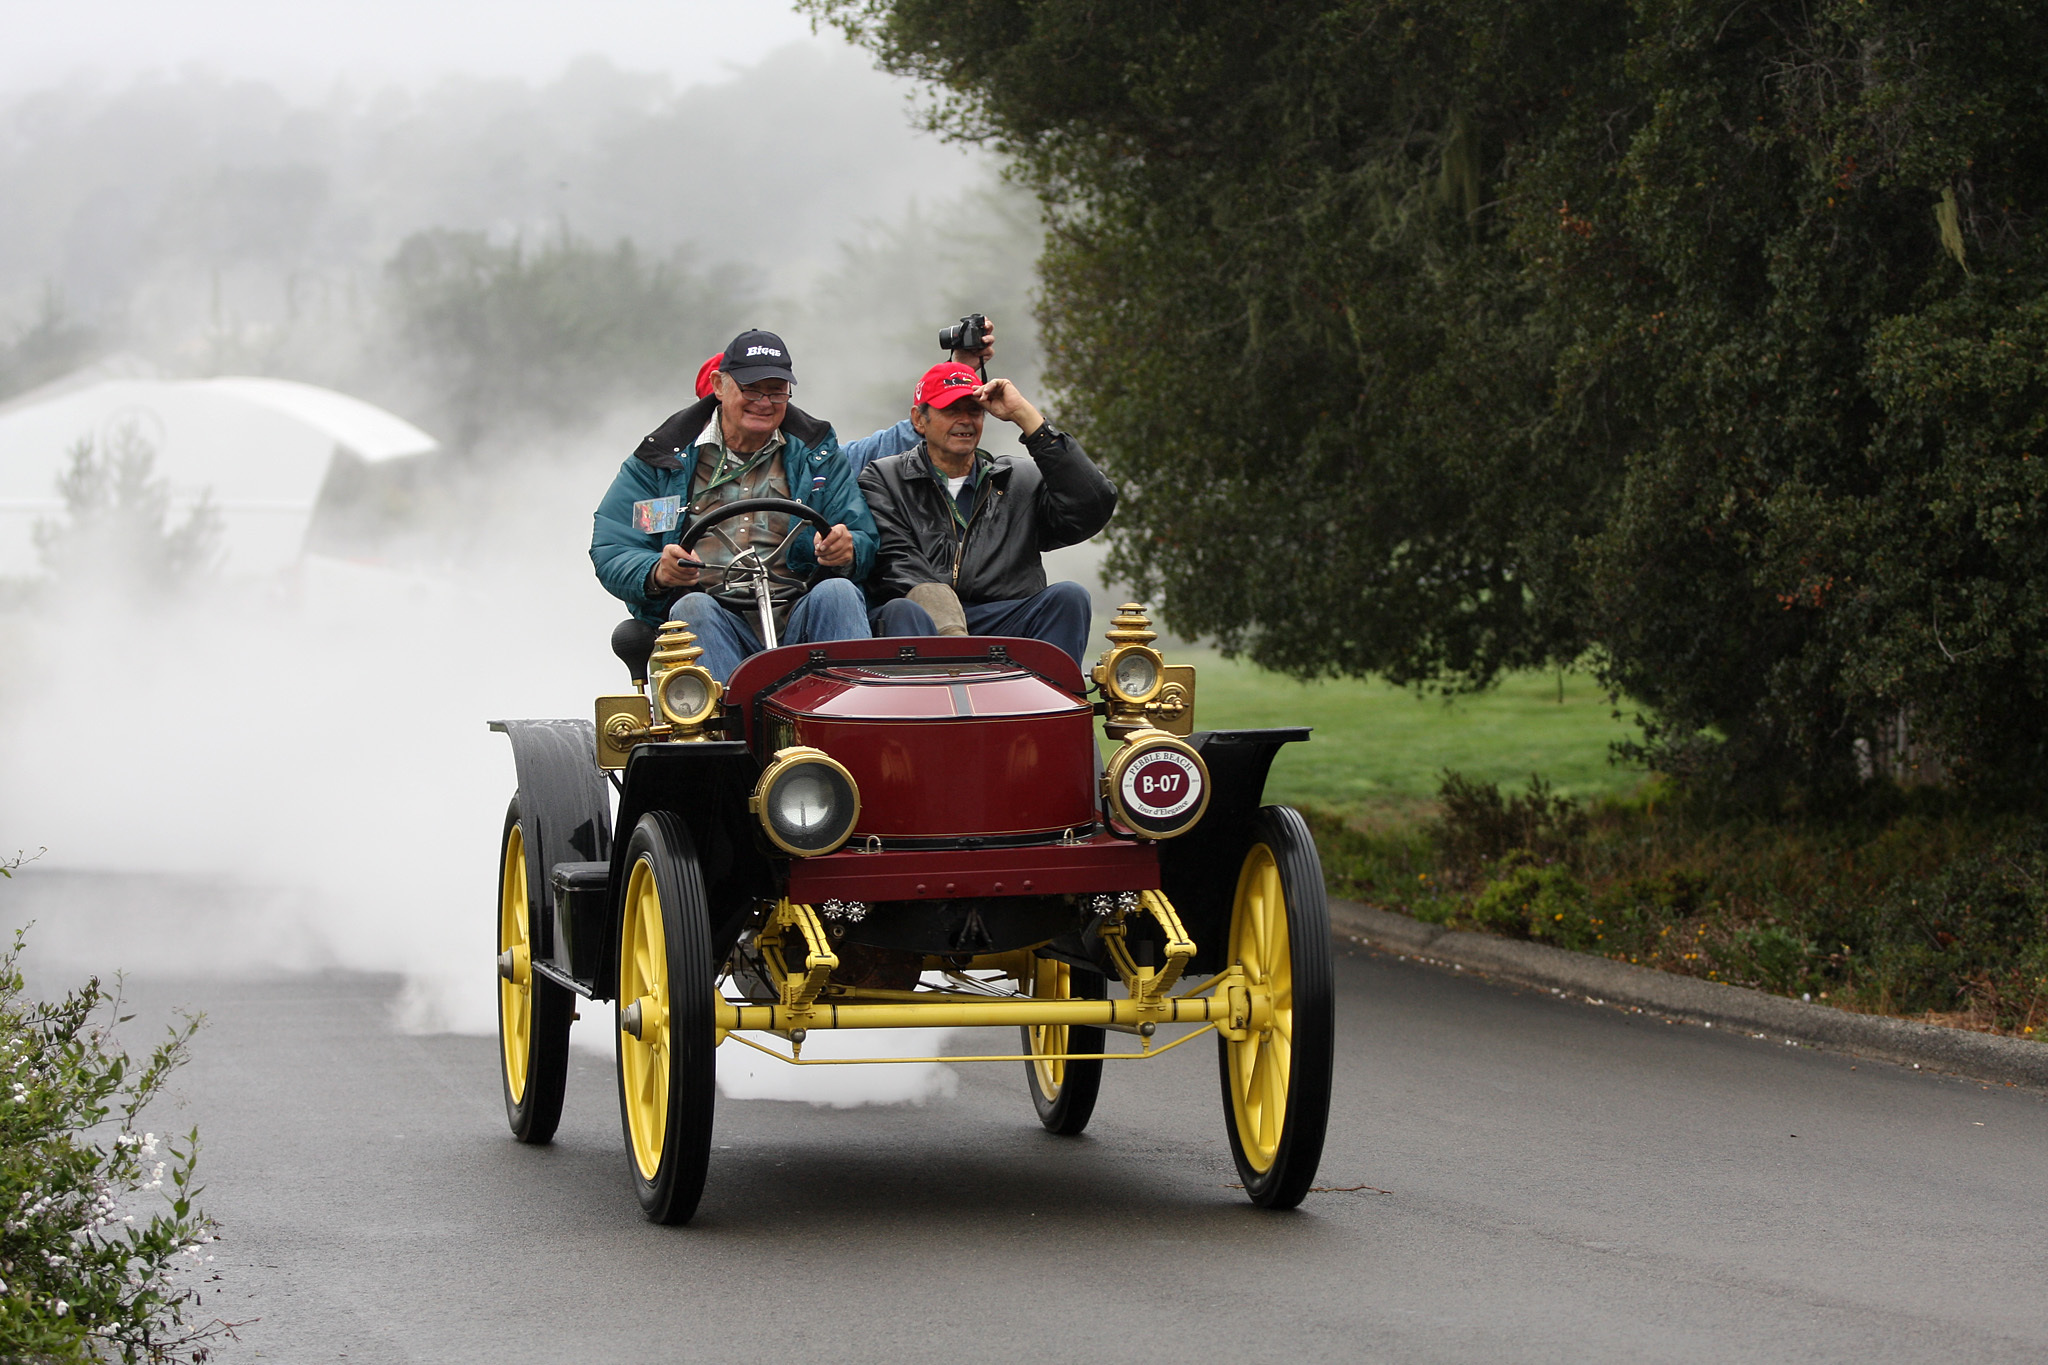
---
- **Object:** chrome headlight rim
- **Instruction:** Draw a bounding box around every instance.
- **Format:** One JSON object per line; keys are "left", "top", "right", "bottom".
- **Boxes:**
{"left": 654, "top": 664, "right": 721, "bottom": 728}
{"left": 1102, "top": 730, "right": 1211, "bottom": 840}
{"left": 749, "top": 746, "right": 861, "bottom": 858}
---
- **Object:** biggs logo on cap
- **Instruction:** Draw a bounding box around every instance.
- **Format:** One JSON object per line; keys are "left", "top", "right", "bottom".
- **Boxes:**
{"left": 746, "top": 345, "right": 783, "bottom": 358}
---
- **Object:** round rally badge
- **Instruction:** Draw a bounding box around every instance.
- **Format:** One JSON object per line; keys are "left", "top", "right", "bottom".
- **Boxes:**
{"left": 1120, "top": 749, "right": 1203, "bottom": 823}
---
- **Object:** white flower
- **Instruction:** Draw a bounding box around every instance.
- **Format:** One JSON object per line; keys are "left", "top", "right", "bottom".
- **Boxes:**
{"left": 54, "top": 1299, "right": 69, "bottom": 1317}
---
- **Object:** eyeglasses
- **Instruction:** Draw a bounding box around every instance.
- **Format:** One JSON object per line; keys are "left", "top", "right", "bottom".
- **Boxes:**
{"left": 735, "top": 383, "right": 792, "bottom": 406}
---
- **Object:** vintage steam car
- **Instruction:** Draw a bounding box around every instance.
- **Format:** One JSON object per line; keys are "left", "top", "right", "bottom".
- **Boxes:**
{"left": 491, "top": 497, "right": 1333, "bottom": 1223}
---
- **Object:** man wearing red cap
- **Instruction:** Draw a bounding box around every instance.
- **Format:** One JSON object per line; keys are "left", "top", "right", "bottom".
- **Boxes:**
{"left": 855, "top": 361, "right": 1116, "bottom": 664}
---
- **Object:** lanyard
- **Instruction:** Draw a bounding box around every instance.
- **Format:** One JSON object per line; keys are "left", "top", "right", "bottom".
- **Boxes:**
{"left": 691, "top": 438, "right": 779, "bottom": 509}
{"left": 934, "top": 455, "right": 984, "bottom": 531}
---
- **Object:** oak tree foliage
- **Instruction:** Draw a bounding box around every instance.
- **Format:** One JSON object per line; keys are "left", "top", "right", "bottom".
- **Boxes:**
{"left": 807, "top": 0, "right": 2048, "bottom": 800}
{"left": 385, "top": 228, "right": 750, "bottom": 452}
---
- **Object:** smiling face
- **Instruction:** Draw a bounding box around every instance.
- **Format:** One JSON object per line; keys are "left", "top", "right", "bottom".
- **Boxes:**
{"left": 911, "top": 396, "right": 986, "bottom": 470}
{"left": 714, "top": 370, "right": 790, "bottom": 451}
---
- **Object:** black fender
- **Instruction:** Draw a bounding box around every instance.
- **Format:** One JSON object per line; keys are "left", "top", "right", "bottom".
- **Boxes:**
{"left": 489, "top": 719, "right": 612, "bottom": 978}
{"left": 597, "top": 740, "right": 774, "bottom": 1001}
{"left": 1159, "top": 728, "right": 1313, "bottom": 974}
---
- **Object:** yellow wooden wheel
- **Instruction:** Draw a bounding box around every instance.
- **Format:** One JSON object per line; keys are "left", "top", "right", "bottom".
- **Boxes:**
{"left": 618, "top": 855, "right": 671, "bottom": 1182}
{"left": 496, "top": 797, "right": 570, "bottom": 1143}
{"left": 500, "top": 821, "right": 532, "bottom": 1100}
{"left": 612, "top": 811, "right": 716, "bottom": 1224}
{"left": 1021, "top": 957, "right": 1104, "bottom": 1134}
{"left": 1219, "top": 806, "right": 1333, "bottom": 1208}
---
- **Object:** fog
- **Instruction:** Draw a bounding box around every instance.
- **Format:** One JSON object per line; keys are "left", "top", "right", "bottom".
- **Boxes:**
{"left": 0, "top": 0, "right": 814, "bottom": 97}
{"left": 0, "top": 14, "right": 1060, "bottom": 1109}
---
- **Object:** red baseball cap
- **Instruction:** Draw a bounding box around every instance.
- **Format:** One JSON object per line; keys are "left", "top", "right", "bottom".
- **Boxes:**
{"left": 914, "top": 362, "right": 982, "bottom": 409}
{"left": 693, "top": 352, "right": 721, "bottom": 399}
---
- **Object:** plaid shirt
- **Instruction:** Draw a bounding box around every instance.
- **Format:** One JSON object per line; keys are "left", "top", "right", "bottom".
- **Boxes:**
{"left": 690, "top": 413, "right": 799, "bottom": 621}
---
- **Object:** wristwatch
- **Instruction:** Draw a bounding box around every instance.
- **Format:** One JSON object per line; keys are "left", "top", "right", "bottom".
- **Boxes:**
{"left": 1022, "top": 421, "right": 1063, "bottom": 448}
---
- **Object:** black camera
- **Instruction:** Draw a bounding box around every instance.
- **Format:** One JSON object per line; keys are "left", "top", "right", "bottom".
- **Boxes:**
{"left": 939, "top": 313, "right": 990, "bottom": 354}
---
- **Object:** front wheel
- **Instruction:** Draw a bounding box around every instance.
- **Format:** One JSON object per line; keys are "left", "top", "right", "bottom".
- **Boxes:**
{"left": 1218, "top": 805, "right": 1334, "bottom": 1209}
{"left": 498, "top": 797, "right": 572, "bottom": 1143}
{"left": 615, "top": 811, "right": 718, "bottom": 1225}
{"left": 1021, "top": 957, "right": 1106, "bottom": 1135}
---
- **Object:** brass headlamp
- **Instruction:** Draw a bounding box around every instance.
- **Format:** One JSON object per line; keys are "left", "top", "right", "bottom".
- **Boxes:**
{"left": 750, "top": 747, "right": 862, "bottom": 856}
{"left": 596, "top": 618, "right": 723, "bottom": 769}
{"left": 649, "top": 620, "right": 721, "bottom": 732}
{"left": 1093, "top": 602, "right": 1196, "bottom": 740}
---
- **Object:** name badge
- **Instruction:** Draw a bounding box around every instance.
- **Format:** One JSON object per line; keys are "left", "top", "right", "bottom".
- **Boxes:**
{"left": 632, "top": 495, "right": 682, "bottom": 534}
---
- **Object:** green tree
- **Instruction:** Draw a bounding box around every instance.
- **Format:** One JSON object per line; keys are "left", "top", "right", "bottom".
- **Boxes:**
{"left": 809, "top": 0, "right": 1612, "bottom": 688}
{"left": 0, "top": 290, "right": 99, "bottom": 404}
{"left": 385, "top": 228, "right": 753, "bottom": 451}
{"left": 809, "top": 0, "right": 2048, "bottom": 800}
{"left": 33, "top": 423, "right": 222, "bottom": 596}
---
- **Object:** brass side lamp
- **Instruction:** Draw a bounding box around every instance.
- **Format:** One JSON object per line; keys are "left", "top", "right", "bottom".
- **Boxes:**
{"left": 596, "top": 619, "right": 724, "bottom": 769}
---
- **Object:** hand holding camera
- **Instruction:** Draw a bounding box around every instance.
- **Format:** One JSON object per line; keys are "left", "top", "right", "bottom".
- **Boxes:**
{"left": 940, "top": 313, "right": 995, "bottom": 372}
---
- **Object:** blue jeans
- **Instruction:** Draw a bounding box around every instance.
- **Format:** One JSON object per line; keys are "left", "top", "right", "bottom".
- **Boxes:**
{"left": 667, "top": 578, "right": 871, "bottom": 682}
{"left": 871, "top": 581, "right": 1095, "bottom": 664}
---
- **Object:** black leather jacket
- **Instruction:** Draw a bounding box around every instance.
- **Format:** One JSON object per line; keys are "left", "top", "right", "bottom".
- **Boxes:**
{"left": 856, "top": 424, "right": 1118, "bottom": 607}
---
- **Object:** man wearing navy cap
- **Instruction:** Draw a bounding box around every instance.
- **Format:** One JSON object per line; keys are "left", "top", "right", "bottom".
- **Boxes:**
{"left": 855, "top": 361, "right": 1116, "bottom": 664}
{"left": 589, "top": 329, "right": 878, "bottom": 681}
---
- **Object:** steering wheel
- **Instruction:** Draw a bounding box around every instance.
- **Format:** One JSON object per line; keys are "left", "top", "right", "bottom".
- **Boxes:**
{"left": 675, "top": 497, "right": 837, "bottom": 649}
{"left": 679, "top": 496, "right": 835, "bottom": 590}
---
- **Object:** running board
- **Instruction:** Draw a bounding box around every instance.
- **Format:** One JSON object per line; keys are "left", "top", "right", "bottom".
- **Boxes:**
{"left": 532, "top": 957, "right": 597, "bottom": 999}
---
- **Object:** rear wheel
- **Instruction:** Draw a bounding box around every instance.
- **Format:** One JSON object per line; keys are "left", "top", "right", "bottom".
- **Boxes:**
{"left": 1218, "top": 805, "right": 1333, "bottom": 1209}
{"left": 498, "top": 797, "right": 572, "bottom": 1143}
{"left": 615, "top": 812, "right": 717, "bottom": 1224}
{"left": 1021, "top": 957, "right": 1105, "bottom": 1135}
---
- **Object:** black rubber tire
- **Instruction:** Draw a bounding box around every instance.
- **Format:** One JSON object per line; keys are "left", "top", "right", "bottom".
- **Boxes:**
{"left": 1022, "top": 961, "right": 1107, "bottom": 1135}
{"left": 614, "top": 811, "right": 718, "bottom": 1225}
{"left": 1217, "top": 805, "right": 1334, "bottom": 1210}
{"left": 498, "top": 796, "right": 573, "bottom": 1144}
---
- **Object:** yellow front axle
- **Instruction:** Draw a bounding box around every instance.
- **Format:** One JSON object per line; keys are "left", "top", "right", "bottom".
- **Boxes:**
{"left": 718, "top": 892, "right": 1271, "bottom": 1062}
{"left": 717, "top": 988, "right": 1254, "bottom": 1036}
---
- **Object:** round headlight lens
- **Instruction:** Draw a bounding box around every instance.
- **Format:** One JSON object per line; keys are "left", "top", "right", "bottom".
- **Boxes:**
{"left": 753, "top": 750, "right": 860, "bottom": 856}
{"left": 1111, "top": 649, "right": 1161, "bottom": 701}
{"left": 772, "top": 768, "right": 839, "bottom": 836}
{"left": 658, "top": 667, "right": 715, "bottom": 725}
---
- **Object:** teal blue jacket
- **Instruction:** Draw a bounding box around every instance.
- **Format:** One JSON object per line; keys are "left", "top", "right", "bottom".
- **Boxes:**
{"left": 590, "top": 397, "right": 879, "bottom": 626}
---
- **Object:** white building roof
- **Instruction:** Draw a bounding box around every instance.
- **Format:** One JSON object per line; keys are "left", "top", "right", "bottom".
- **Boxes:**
{"left": 0, "top": 375, "right": 437, "bottom": 576}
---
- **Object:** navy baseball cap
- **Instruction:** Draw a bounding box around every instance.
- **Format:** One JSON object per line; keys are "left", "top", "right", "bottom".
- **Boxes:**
{"left": 720, "top": 329, "right": 796, "bottom": 385}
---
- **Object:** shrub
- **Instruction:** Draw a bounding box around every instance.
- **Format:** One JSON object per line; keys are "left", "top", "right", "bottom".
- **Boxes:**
{"left": 1296, "top": 805, "right": 1461, "bottom": 920}
{"left": 1830, "top": 832, "right": 2048, "bottom": 1028}
{"left": 1471, "top": 858, "right": 1603, "bottom": 950}
{"left": 0, "top": 917, "right": 229, "bottom": 1363}
{"left": 1430, "top": 772, "right": 1588, "bottom": 879}
{"left": 1723, "top": 925, "right": 1818, "bottom": 995}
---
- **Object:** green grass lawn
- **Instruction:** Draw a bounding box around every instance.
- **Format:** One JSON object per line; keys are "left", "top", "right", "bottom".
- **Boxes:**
{"left": 1177, "top": 652, "right": 1648, "bottom": 817}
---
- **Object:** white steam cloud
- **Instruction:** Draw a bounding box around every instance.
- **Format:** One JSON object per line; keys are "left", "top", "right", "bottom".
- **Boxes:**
{"left": 0, "top": 454, "right": 968, "bottom": 1105}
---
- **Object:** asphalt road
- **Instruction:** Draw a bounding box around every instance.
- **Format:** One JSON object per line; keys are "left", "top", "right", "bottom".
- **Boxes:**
{"left": 82, "top": 945, "right": 2048, "bottom": 1363}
